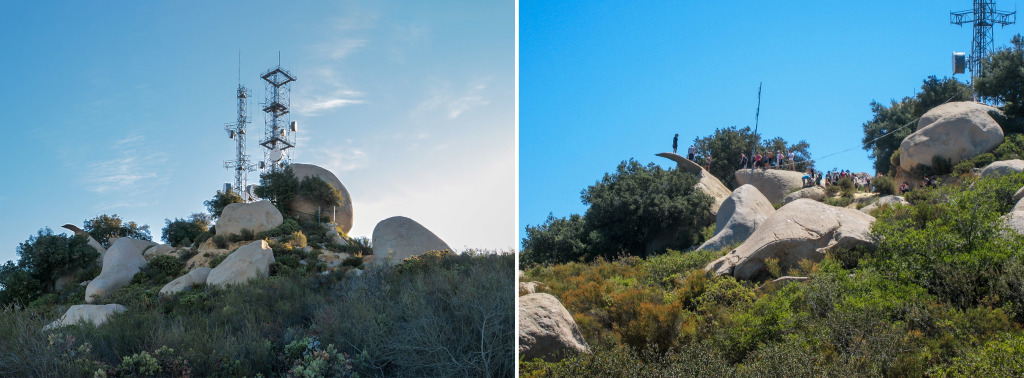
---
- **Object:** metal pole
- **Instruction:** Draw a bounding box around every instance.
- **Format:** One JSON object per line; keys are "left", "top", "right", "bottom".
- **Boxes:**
{"left": 750, "top": 82, "right": 762, "bottom": 174}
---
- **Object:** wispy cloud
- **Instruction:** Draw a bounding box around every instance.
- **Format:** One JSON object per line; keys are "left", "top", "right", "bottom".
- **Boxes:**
{"left": 315, "top": 39, "right": 368, "bottom": 60}
{"left": 80, "top": 136, "right": 168, "bottom": 209}
{"left": 416, "top": 77, "right": 492, "bottom": 119}
{"left": 313, "top": 145, "right": 370, "bottom": 173}
{"left": 293, "top": 67, "right": 367, "bottom": 116}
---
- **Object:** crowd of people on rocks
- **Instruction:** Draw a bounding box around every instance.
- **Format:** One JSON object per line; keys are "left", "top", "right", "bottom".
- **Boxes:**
{"left": 671, "top": 134, "right": 938, "bottom": 195}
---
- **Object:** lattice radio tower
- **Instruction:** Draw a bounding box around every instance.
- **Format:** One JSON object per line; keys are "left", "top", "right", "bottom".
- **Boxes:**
{"left": 259, "top": 54, "right": 297, "bottom": 171}
{"left": 223, "top": 57, "right": 256, "bottom": 201}
{"left": 951, "top": 0, "right": 1016, "bottom": 82}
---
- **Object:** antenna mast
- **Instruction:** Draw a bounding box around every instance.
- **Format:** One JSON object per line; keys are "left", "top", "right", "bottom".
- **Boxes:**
{"left": 750, "top": 82, "right": 762, "bottom": 173}
{"left": 223, "top": 54, "right": 256, "bottom": 201}
{"left": 951, "top": 0, "right": 1016, "bottom": 83}
{"left": 259, "top": 54, "right": 297, "bottom": 171}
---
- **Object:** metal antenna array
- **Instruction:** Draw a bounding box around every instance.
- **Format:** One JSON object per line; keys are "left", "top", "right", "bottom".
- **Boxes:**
{"left": 258, "top": 55, "right": 298, "bottom": 171}
{"left": 223, "top": 58, "right": 256, "bottom": 201}
{"left": 951, "top": 0, "right": 1016, "bottom": 82}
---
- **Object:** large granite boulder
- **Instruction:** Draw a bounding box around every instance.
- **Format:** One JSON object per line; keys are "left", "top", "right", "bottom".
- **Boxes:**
{"left": 656, "top": 153, "right": 732, "bottom": 214}
{"left": 696, "top": 185, "right": 775, "bottom": 252}
{"left": 706, "top": 199, "right": 876, "bottom": 281}
{"left": 215, "top": 200, "right": 283, "bottom": 236}
{"left": 1005, "top": 211, "right": 1024, "bottom": 234}
{"left": 207, "top": 240, "right": 275, "bottom": 288}
{"left": 981, "top": 160, "right": 1024, "bottom": 178}
{"left": 371, "top": 216, "right": 451, "bottom": 265}
{"left": 782, "top": 186, "right": 826, "bottom": 205}
{"left": 734, "top": 169, "right": 806, "bottom": 204}
{"left": 43, "top": 304, "right": 126, "bottom": 330}
{"left": 159, "top": 267, "right": 212, "bottom": 297}
{"left": 519, "top": 293, "right": 590, "bottom": 362}
{"left": 289, "top": 163, "right": 354, "bottom": 234}
{"left": 85, "top": 238, "right": 155, "bottom": 303}
{"left": 899, "top": 102, "right": 1003, "bottom": 172}
{"left": 860, "top": 195, "right": 910, "bottom": 214}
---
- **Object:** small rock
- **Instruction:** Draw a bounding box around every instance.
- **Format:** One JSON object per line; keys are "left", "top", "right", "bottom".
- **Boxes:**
{"left": 44, "top": 304, "right": 126, "bottom": 330}
{"left": 519, "top": 293, "right": 590, "bottom": 362}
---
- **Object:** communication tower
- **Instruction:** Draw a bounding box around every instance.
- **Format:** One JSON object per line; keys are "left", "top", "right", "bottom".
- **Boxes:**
{"left": 223, "top": 60, "right": 256, "bottom": 201}
{"left": 950, "top": 0, "right": 1016, "bottom": 82}
{"left": 258, "top": 55, "right": 297, "bottom": 171}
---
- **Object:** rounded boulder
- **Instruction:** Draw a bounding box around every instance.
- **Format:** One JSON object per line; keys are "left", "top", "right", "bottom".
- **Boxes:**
{"left": 215, "top": 200, "right": 283, "bottom": 237}
{"left": 289, "top": 163, "right": 354, "bottom": 234}
{"left": 899, "top": 101, "right": 1003, "bottom": 172}
{"left": 697, "top": 184, "right": 775, "bottom": 252}
{"left": 206, "top": 240, "right": 275, "bottom": 288}
{"left": 734, "top": 169, "right": 806, "bottom": 204}
{"left": 519, "top": 293, "right": 590, "bottom": 362}
{"left": 371, "top": 216, "right": 451, "bottom": 265}
{"left": 85, "top": 238, "right": 154, "bottom": 303}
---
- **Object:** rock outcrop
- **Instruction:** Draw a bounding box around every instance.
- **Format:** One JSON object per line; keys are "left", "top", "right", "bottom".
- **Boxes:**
{"left": 159, "top": 267, "right": 212, "bottom": 297}
{"left": 215, "top": 200, "right": 283, "bottom": 237}
{"left": 289, "top": 163, "right": 355, "bottom": 234}
{"left": 44, "top": 304, "right": 127, "bottom": 330}
{"left": 734, "top": 169, "right": 806, "bottom": 204}
{"left": 143, "top": 244, "right": 175, "bottom": 259}
{"left": 85, "top": 238, "right": 155, "bottom": 303}
{"left": 206, "top": 240, "right": 275, "bottom": 288}
{"left": 61, "top": 224, "right": 107, "bottom": 265}
{"left": 706, "top": 199, "right": 876, "bottom": 281}
{"left": 899, "top": 102, "right": 1003, "bottom": 172}
{"left": 696, "top": 185, "right": 775, "bottom": 252}
{"left": 519, "top": 293, "right": 590, "bottom": 362}
{"left": 782, "top": 186, "right": 826, "bottom": 205}
{"left": 981, "top": 160, "right": 1024, "bottom": 178}
{"left": 860, "top": 195, "right": 910, "bottom": 214}
{"left": 371, "top": 216, "right": 451, "bottom": 265}
{"left": 656, "top": 153, "right": 732, "bottom": 215}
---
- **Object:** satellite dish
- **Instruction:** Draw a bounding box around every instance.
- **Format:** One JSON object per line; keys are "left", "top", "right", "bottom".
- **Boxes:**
{"left": 270, "top": 148, "right": 283, "bottom": 162}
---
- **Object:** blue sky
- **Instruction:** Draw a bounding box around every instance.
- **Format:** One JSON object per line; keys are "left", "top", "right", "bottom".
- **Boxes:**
{"left": 0, "top": 1, "right": 515, "bottom": 265}
{"left": 520, "top": 0, "right": 1022, "bottom": 242}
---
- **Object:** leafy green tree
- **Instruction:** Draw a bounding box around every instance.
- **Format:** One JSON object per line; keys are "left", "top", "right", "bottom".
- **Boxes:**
{"left": 254, "top": 167, "right": 300, "bottom": 214}
{"left": 298, "top": 176, "right": 344, "bottom": 208}
{"left": 690, "top": 126, "right": 811, "bottom": 188}
{"left": 977, "top": 34, "right": 1024, "bottom": 120}
{"left": 204, "top": 190, "right": 243, "bottom": 219}
{"left": 82, "top": 214, "right": 151, "bottom": 248}
{"left": 0, "top": 228, "right": 98, "bottom": 305}
{"left": 582, "top": 160, "right": 713, "bottom": 259}
{"left": 914, "top": 75, "right": 973, "bottom": 117}
{"left": 521, "top": 214, "right": 588, "bottom": 266}
{"left": 162, "top": 213, "right": 211, "bottom": 247}
{"left": 861, "top": 98, "right": 917, "bottom": 175}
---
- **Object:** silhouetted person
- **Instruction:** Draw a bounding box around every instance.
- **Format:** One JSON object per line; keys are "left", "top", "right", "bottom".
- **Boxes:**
{"left": 673, "top": 134, "right": 679, "bottom": 153}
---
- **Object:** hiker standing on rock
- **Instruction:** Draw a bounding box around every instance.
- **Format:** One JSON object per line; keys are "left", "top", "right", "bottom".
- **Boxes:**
{"left": 673, "top": 134, "right": 679, "bottom": 153}
{"left": 788, "top": 151, "right": 796, "bottom": 170}
{"left": 739, "top": 152, "right": 748, "bottom": 169}
{"left": 687, "top": 145, "right": 696, "bottom": 161}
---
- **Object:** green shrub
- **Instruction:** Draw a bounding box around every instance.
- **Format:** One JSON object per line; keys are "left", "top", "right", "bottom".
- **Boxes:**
{"left": 209, "top": 254, "right": 228, "bottom": 269}
{"left": 288, "top": 231, "right": 307, "bottom": 249}
{"left": 341, "top": 256, "right": 363, "bottom": 268}
{"left": 146, "top": 255, "right": 184, "bottom": 282}
{"left": 0, "top": 229, "right": 99, "bottom": 306}
{"left": 931, "top": 333, "right": 1024, "bottom": 377}
{"left": 253, "top": 168, "right": 300, "bottom": 214}
{"left": 931, "top": 156, "right": 953, "bottom": 175}
{"left": 824, "top": 197, "right": 852, "bottom": 207}
{"left": 298, "top": 177, "right": 344, "bottom": 208}
{"left": 872, "top": 175, "right": 895, "bottom": 195}
{"left": 953, "top": 159, "right": 976, "bottom": 175}
{"left": 212, "top": 235, "right": 228, "bottom": 249}
{"left": 161, "top": 213, "right": 210, "bottom": 247}
{"left": 83, "top": 214, "right": 152, "bottom": 248}
{"left": 974, "top": 152, "right": 997, "bottom": 168}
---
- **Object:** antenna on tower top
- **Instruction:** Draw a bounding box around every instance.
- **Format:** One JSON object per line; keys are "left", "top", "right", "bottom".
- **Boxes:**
{"left": 950, "top": 0, "right": 1016, "bottom": 84}
{"left": 259, "top": 54, "right": 297, "bottom": 171}
{"left": 223, "top": 55, "right": 256, "bottom": 201}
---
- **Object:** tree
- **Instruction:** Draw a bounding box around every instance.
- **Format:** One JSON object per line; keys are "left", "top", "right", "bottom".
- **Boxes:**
{"left": 254, "top": 167, "right": 300, "bottom": 214}
{"left": 298, "top": 176, "right": 345, "bottom": 208}
{"left": 977, "top": 34, "right": 1024, "bottom": 115}
{"left": 520, "top": 160, "right": 714, "bottom": 265}
{"left": 914, "top": 75, "right": 973, "bottom": 118}
{"left": 82, "top": 214, "right": 151, "bottom": 248}
{"left": 162, "top": 213, "right": 211, "bottom": 247}
{"left": 582, "top": 160, "right": 713, "bottom": 259}
{"left": 862, "top": 98, "right": 916, "bottom": 175}
{"left": 204, "top": 190, "right": 243, "bottom": 219}
{"left": 690, "top": 126, "right": 812, "bottom": 188}
{"left": 0, "top": 228, "right": 98, "bottom": 305}
{"left": 521, "top": 214, "right": 588, "bottom": 266}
